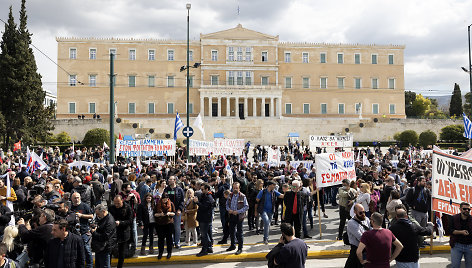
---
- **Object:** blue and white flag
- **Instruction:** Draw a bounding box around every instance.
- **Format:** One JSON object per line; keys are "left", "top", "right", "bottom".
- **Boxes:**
{"left": 174, "top": 112, "right": 184, "bottom": 140}
{"left": 463, "top": 113, "right": 472, "bottom": 139}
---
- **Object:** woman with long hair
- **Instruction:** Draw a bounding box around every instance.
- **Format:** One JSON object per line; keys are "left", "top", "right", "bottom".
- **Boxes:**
{"left": 137, "top": 193, "right": 156, "bottom": 255}
{"left": 154, "top": 192, "right": 175, "bottom": 259}
{"left": 183, "top": 188, "right": 198, "bottom": 246}
{"left": 356, "top": 183, "right": 372, "bottom": 217}
{"left": 2, "top": 225, "right": 23, "bottom": 260}
{"left": 153, "top": 179, "right": 166, "bottom": 202}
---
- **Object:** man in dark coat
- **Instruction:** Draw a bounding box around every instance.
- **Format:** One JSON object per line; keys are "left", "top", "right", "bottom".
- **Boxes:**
{"left": 195, "top": 183, "right": 215, "bottom": 257}
{"left": 282, "top": 180, "right": 304, "bottom": 238}
{"left": 108, "top": 195, "right": 132, "bottom": 268}
{"left": 0, "top": 202, "right": 11, "bottom": 236}
{"left": 91, "top": 204, "right": 116, "bottom": 268}
{"left": 45, "top": 218, "right": 85, "bottom": 268}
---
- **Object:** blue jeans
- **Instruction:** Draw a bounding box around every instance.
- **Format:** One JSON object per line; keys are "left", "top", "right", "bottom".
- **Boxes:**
{"left": 173, "top": 213, "right": 181, "bottom": 246}
{"left": 132, "top": 219, "right": 138, "bottom": 248}
{"left": 81, "top": 233, "right": 93, "bottom": 268}
{"left": 302, "top": 210, "right": 309, "bottom": 236}
{"left": 199, "top": 221, "right": 212, "bottom": 252}
{"left": 451, "top": 242, "right": 472, "bottom": 268}
{"left": 261, "top": 211, "right": 273, "bottom": 241}
{"left": 95, "top": 251, "right": 111, "bottom": 268}
{"left": 396, "top": 261, "right": 419, "bottom": 268}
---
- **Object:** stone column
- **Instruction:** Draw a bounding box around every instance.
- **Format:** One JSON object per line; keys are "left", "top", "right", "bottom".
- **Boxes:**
{"left": 261, "top": 97, "right": 265, "bottom": 117}
{"left": 200, "top": 97, "right": 204, "bottom": 118}
{"left": 235, "top": 97, "right": 239, "bottom": 117}
{"left": 208, "top": 97, "right": 212, "bottom": 118}
{"left": 226, "top": 97, "right": 230, "bottom": 117}
{"left": 277, "top": 98, "right": 282, "bottom": 118}
{"left": 244, "top": 97, "right": 248, "bottom": 118}
{"left": 217, "top": 97, "right": 221, "bottom": 117}
{"left": 270, "top": 97, "right": 274, "bottom": 117}
{"left": 253, "top": 97, "right": 257, "bottom": 117}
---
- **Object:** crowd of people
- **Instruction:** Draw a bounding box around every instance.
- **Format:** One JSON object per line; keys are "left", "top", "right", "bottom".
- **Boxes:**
{"left": 0, "top": 142, "right": 468, "bottom": 268}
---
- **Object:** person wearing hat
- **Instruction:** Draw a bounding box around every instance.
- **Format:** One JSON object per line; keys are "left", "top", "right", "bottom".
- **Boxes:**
{"left": 255, "top": 181, "right": 284, "bottom": 244}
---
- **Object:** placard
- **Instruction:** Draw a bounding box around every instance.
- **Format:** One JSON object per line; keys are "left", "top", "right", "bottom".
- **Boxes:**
{"left": 315, "top": 152, "right": 356, "bottom": 188}
{"left": 309, "top": 134, "right": 353, "bottom": 148}
{"left": 116, "top": 139, "right": 176, "bottom": 157}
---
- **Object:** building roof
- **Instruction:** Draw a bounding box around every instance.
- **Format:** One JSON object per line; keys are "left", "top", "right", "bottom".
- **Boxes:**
{"left": 200, "top": 24, "right": 279, "bottom": 41}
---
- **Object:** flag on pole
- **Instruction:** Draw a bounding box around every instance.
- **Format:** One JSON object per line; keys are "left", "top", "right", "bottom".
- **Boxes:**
{"left": 103, "top": 142, "right": 109, "bottom": 149}
{"left": 463, "top": 113, "right": 472, "bottom": 139}
{"left": 13, "top": 141, "right": 21, "bottom": 152}
{"left": 408, "top": 150, "right": 413, "bottom": 167}
{"left": 174, "top": 112, "right": 184, "bottom": 140}
{"left": 193, "top": 113, "right": 205, "bottom": 140}
{"left": 362, "top": 153, "right": 370, "bottom": 166}
{"left": 26, "top": 147, "right": 32, "bottom": 172}
{"left": 6, "top": 162, "right": 14, "bottom": 225}
{"left": 436, "top": 211, "right": 444, "bottom": 241}
{"left": 118, "top": 133, "right": 123, "bottom": 140}
{"left": 136, "top": 157, "right": 142, "bottom": 175}
{"left": 355, "top": 150, "right": 361, "bottom": 162}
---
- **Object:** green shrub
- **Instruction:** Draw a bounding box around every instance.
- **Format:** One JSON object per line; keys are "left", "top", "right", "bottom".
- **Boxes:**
{"left": 418, "top": 130, "right": 437, "bottom": 148}
{"left": 394, "top": 130, "right": 418, "bottom": 146}
{"left": 82, "top": 128, "right": 110, "bottom": 147}
{"left": 440, "top": 125, "right": 466, "bottom": 142}
{"left": 54, "top": 131, "right": 71, "bottom": 143}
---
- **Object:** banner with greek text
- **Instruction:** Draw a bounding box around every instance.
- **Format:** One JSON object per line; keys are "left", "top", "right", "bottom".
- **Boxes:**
{"left": 315, "top": 152, "right": 356, "bottom": 188}
{"left": 288, "top": 160, "right": 314, "bottom": 170}
{"left": 116, "top": 139, "right": 176, "bottom": 157}
{"left": 268, "top": 147, "right": 281, "bottom": 167}
{"left": 212, "top": 139, "right": 245, "bottom": 156}
{"left": 309, "top": 134, "right": 353, "bottom": 148}
{"left": 189, "top": 140, "right": 214, "bottom": 156}
{"left": 432, "top": 147, "right": 472, "bottom": 215}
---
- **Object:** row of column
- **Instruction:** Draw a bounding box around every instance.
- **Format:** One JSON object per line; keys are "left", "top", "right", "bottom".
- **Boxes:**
{"left": 200, "top": 96, "right": 282, "bottom": 118}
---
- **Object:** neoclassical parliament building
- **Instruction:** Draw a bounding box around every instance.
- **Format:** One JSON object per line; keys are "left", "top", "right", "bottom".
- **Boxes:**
{"left": 56, "top": 24, "right": 405, "bottom": 122}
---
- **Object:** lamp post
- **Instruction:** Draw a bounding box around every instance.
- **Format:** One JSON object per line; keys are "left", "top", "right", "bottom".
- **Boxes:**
{"left": 469, "top": 24, "right": 472, "bottom": 120}
{"left": 186, "top": 3, "right": 191, "bottom": 162}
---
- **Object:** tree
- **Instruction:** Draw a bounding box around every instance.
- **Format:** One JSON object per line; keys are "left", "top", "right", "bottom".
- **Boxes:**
{"left": 449, "top": 83, "right": 463, "bottom": 117}
{"left": 54, "top": 131, "right": 71, "bottom": 143}
{"left": 418, "top": 130, "right": 437, "bottom": 148}
{"left": 405, "top": 91, "right": 417, "bottom": 117}
{"left": 394, "top": 130, "right": 419, "bottom": 146}
{"left": 0, "top": 1, "right": 54, "bottom": 150}
{"left": 411, "top": 94, "right": 431, "bottom": 117}
{"left": 440, "top": 125, "right": 466, "bottom": 141}
{"left": 82, "top": 128, "right": 110, "bottom": 147}
{"left": 424, "top": 97, "right": 447, "bottom": 119}
{"left": 464, "top": 92, "right": 472, "bottom": 117}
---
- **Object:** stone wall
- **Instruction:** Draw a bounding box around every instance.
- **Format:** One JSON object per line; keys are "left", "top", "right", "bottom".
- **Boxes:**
{"left": 52, "top": 117, "right": 460, "bottom": 146}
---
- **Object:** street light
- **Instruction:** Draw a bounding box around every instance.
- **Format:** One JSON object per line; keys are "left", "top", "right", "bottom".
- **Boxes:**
{"left": 462, "top": 24, "right": 472, "bottom": 121}
{"left": 186, "top": 3, "right": 191, "bottom": 162}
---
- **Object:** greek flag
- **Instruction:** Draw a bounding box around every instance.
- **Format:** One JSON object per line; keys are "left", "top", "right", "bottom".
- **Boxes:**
{"left": 174, "top": 112, "right": 184, "bottom": 140}
{"left": 463, "top": 113, "right": 472, "bottom": 139}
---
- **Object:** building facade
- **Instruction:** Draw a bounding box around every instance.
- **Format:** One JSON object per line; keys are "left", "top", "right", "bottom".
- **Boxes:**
{"left": 56, "top": 24, "right": 405, "bottom": 121}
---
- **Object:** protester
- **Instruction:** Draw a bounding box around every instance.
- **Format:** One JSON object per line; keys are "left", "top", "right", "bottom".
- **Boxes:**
{"left": 337, "top": 179, "right": 357, "bottom": 240}
{"left": 274, "top": 222, "right": 308, "bottom": 268}
{"left": 449, "top": 202, "right": 472, "bottom": 268}
{"left": 108, "top": 196, "right": 132, "bottom": 268}
{"left": 345, "top": 203, "right": 371, "bottom": 268}
{"left": 183, "top": 188, "right": 198, "bottom": 246}
{"left": 154, "top": 192, "right": 175, "bottom": 259}
{"left": 226, "top": 182, "right": 249, "bottom": 255}
{"left": 91, "top": 204, "right": 116, "bottom": 268}
{"left": 196, "top": 183, "right": 216, "bottom": 257}
{"left": 282, "top": 180, "right": 304, "bottom": 238}
{"left": 164, "top": 176, "right": 184, "bottom": 249}
{"left": 256, "top": 181, "right": 283, "bottom": 244}
{"left": 45, "top": 219, "right": 85, "bottom": 268}
{"left": 137, "top": 193, "right": 155, "bottom": 255}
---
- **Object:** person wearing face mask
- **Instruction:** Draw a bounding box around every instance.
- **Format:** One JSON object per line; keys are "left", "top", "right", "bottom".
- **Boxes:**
{"left": 345, "top": 203, "right": 371, "bottom": 268}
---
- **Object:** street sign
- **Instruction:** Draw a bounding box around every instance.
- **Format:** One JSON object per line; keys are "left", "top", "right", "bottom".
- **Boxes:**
{"left": 182, "top": 126, "right": 194, "bottom": 138}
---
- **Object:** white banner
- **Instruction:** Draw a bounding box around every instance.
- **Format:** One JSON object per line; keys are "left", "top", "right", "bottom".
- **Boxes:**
{"left": 288, "top": 160, "right": 314, "bottom": 170}
{"left": 267, "top": 148, "right": 281, "bottom": 167}
{"left": 116, "top": 139, "right": 176, "bottom": 157}
{"left": 212, "top": 139, "right": 245, "bottom": 156}
{"left": 309, "top": 134, "right": 353, "bottom": 148}
{"left": 432, "top": 148, "right": 472, "bottom": 215}
{"left": 315, "top": 152, "right": 356, "bottom": 188}
{"left": 189, "top": 140, "right": 214, "bottom": 156}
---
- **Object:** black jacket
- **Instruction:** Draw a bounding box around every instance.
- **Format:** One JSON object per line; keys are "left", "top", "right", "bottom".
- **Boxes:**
{"left": 137, "top": 202, "right": 153, "bottom": 226}
{"left": 389, "top": 218, "right": 432, "bottom": 262}
{"left": 91, "top": 212, "right": 117, "bottom": 253}
{"left": 108, "top": 202, "right": 132, "bottom": 243}
{"left": 71, "top": 184, "right": 95, "bottom": 207}
{"left": 18, "top": 223, "right": 53, "bottom": 264}
{"left": 406, "top": 185, "right": 431, "bottom": 213}
{"left": 45, "top": 232, "right": 85, "bottom": 268}
{"left": 0, "top": 204, "right": 11, "bottom": 235}
{"left": 164, "top": 186, "right": 185, "bottom": 212}
{"left": 196, "top": 193, "right": 215, "bottom": 223}
{"left": 215, "top": 182, "right": 230, "bottom": 206}
{"left": 283, "top": 191, "right": 304, "bottom": 222}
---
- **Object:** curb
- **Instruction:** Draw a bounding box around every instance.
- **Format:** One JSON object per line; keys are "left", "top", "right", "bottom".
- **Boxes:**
{"left": 114, "top": 245, "right": 451, "bottom": 266}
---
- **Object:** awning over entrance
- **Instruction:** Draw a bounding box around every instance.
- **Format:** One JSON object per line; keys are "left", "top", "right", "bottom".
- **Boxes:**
{"left": 288, "top": 132, "right": 299, "bottom": 138}
{"left": 214, "top": 133, "right": 224, "bottom": 138}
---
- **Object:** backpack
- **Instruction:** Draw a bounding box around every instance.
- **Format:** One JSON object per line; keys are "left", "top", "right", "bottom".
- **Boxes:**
{"left": 343, "top": 218, "right": 370, "bottom": 246}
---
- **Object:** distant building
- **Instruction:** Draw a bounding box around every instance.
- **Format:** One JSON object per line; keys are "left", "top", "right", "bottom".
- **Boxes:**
{"left": 55, "top": 24, "right": 405, "bottom": 120}
{"left": 44, "top": 90, "right": 57, "bottom": 108}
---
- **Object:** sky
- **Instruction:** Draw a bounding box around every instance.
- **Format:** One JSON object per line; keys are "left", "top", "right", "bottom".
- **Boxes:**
{"left": 1, "top": 0, "right": 472, "bottom": 96}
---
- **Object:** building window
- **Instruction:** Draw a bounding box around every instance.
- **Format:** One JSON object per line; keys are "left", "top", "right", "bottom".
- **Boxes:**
{"left": 372, "top": 78, "right": 378, "bottom": 89}
{"left": 303, "top": 103, "right": 310, "bottom": 114}
{"left": 237, "top": 71, "right": 243, "bottom": 85}
{"left": 89, "top": 103, "right": 96, "bottom": 114}
{"left": 68, "top": 103, "right": 76, "bottom": 114}
{"left": 128, "top": 103, "right": 136, "bottom": 114}
{"left": 89, "top": 75, "right": 96, "bottom": 87}
{"left": 187, "top": 103, "right": 194, "bottom": 114}
{"left": 211, "top": 50, "right": 218, "bottom": 61}
{"left": 320, "top": 77, "right": 327, "bottom": 89}
{"left": 128, "top": 75, "right": 136, "bottom": 87}
{"left": 148, "top": 103, "right": 155, "bottom": 114}
{"left": 211, "top": 75, "right": 219, "bottom": 85}
{"left": 109, "top": 48, "right": 116, "bottom": 56}
{"left": 284, "top": 52, "right": 291, "bottom": 63}
{"left": 285, "top": 77, "right": 292, "bottom": 88}
{"left": 148, "top": 76, "right": 155, "bottom": 87}
{"left": 371, "top": 54, "right": 378, "bottom": 64}
{"left": 167, "top": 76, "right": 174, "bottom": 87}
{"left": 237, "top": 47, "right": 243, "bottom": 61}
{"left": 189, "top": 50, "right": 193, "bottom": 61}
{"left": 321, "top": 103, "right": 327, "bottom": 114}
{"left": 337, "top": 77, "right": 344, "bottom": 89}
{"left": 167, "top": 103, "right": 174, "bottom": 114}
{"left": 89, "top": 48, "right": 96, "bottom": 60}
{"left": 355, "top": 103, "right": 362, "bottom": 114}
{"left": 245, "top": 71, "right": 252, "bottom": 85}
{"left": 372, "top": 104, "right": 379, "bottom": 114}
{"left": 285, "top": 103, "right": 292, "bottom": 114}
{"left": 148, "top": 50, "right": 155, "bottom": 61}
{"left": 261, "top": 76, "right": 269, "bottom": 86}
{"left": 245, "top": 47, "right": 251, "bottom": 61}
{"left": 262, "top": 51, "right": 268, "bottom": 62}
{"left": 168, "top": 50, "right": 174, "bottom": 61}
{"left": 355, "top": 53, "right": 361, "bottom": 64}
{"left": 188, "top": 76, "right": 194, "bottom": 87}
{"left": 337, "top": 53, "right": 344, "bottom": 64}
{"left": 388, "top": 78, "right": 395, "bottom": 89}
{"left": 129, "top": 49, "right": 136, "bottom": 60}
{"left": 389, "top": 54, "right": 394, "bottom": 65}
{"left": 69, "top": 48, "right": 77, "bottom": 59}
{"left": 228, "top": 47, "right": 234, "bottom": 61}
{"left": 303, "top": 77, "right": 310, "bottom": 89}
{"left": 69, "top": 75, "right": 77, "bottom": 86}
{"left": 320, "top": 52, "right": 326, "bottom": 63}
{"left": 302, "top": 52, "right": 309, "bottom": 63}
{"left": 389, "top": 104, "right": 396, "bottom": 114}
{"left": 338, "top": 103, "right": 345, "bottom": 114}
{"left": 355, "top": 78, "right": 361, "bottom": 89}
{"left": 228, "top": 71, "right": 234, "bottom": 85}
